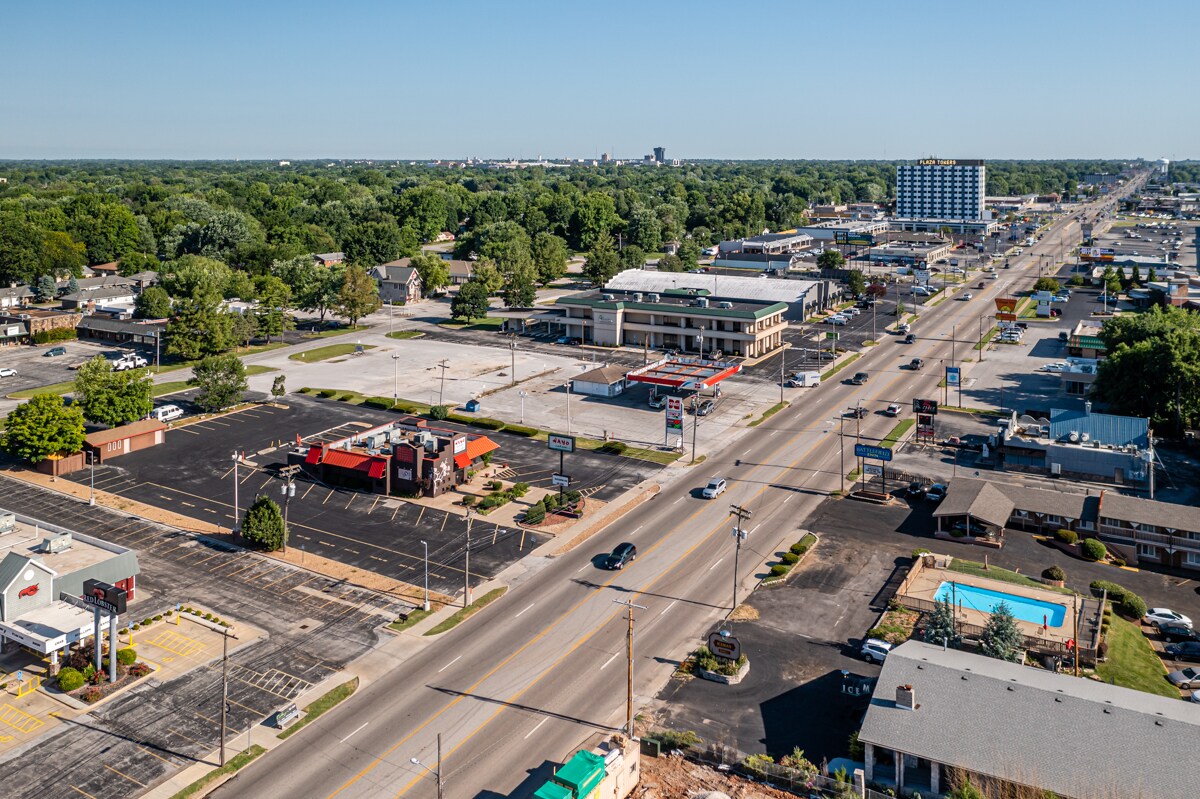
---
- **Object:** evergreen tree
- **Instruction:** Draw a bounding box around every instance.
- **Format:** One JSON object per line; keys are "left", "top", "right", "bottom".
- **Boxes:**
{"left": 980, "top": 601, "right": 1023, "bottom": 662}
{"left": 271, "top": 374, "right": 286, "bottom": 400}
{"left": 240, "top": 495, "right": 286, "bottom": 551}
{"left": 922, "top": 598, "right": 962, "bottom": 648}
{"left": 846, "top": 270, "right": 866, "bottom": 296}
{"left": 35, "top": 274, "right": 56, "bottom": 302}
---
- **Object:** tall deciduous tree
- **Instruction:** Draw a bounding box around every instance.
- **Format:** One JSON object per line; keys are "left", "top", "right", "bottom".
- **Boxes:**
{"left": 980, "top": 601, "right": 1023, "bottom": 662}
{"left": 335, "top": 265, "right": 381, "bottom": 327}
{"left": 167, "top": 290, "right": 232, "bottom": 360}
{"left": 583, "top": 233, "right": 620, "bottom": 286}
{"left": 676, "top": 239, "right": 701, "bottom": 270}
{"left": 846, "top": 270, "right": 866, "bottom": 296}
{"left": 241, "top": 495, "right": 286, "bottom": 551}
{"left": 254, "top": 275, "right": 293, "bottom": 343}
{"left": 410, "top": 253, "right": 449, "bottom": 295}
{"left": 531, "top": 232, "right": 568, "bottom": 284}
{"left": 450, "top": 279, "right": 491, "bottom": 321}
{"left": 625, "top": 206, "right": 662, "bottom": 252}
{"left": 502, "top": 265, "right": 538, "bottom": 308}
{"left": 657, "top": 254, "right": 685, "bottom": 272}
{"left": 188, "top": 354, "right": 248, "bottom": 411}
{"left": 73, "top": 356, "right": 154, "bottom": 427}
{"left": 817, "top": 250, "right": 846, "bottom": 271}
{"left": 135, "top": 286, "right": 172, "bottom": 319}
{"left": 3, "top": 394, "right": 85, "bottom": 463}
{"left": 619, "top": 245, "right": 647, "bottom": 271}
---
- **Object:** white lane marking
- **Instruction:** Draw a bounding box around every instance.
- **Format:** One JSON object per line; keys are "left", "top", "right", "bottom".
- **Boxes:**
{"left": 768, "top": 429, "right": 779, "bottom": 436}
{"left": 341, "top": 722, "right": 369, "bottom": 743}
{"left": 523, "top": 718, "right": 549, "bottom": 740}
{"left": 600, "top": 651, "right": 621, "bottom": 670}
{"left": 576, "top": 562, "right": 590, "bottom": 572}
{"left": 748, "top": 525, "right": 759, "bottom": 534}
{"left": 437, "top": 655, "right": 462, "bottom": 673}
{"left": 672, "top": 497, "right": 683, "bottom": 505}
{"left": 708, "top": 557, "right": 724, "bottom": 572}
{"left": 514, "top": 603, "right": 535, "bottom": 618}
{"left": 783, "top": 495, "right": 793, "bottom": 504}
{"left": 660, "top": 600, "right": 678, "bottom": 616}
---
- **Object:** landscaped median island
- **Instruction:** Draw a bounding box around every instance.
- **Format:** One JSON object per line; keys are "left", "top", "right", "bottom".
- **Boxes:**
{"left": 385, "top": 330, "right": 425, "bottom": 339}
{"left": 277, "top": 677, "right": 360, "bottom": 740}
{"left": 763, "top": 532, "right": 817, "bottom": 584}
{"left": 289, "top": 342, "right": 376, "bottom": 362}
{"left": 424, "top": 587, "right": 508, "bottom": 636}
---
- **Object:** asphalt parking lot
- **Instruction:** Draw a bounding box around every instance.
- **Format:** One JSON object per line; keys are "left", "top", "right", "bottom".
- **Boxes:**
{"left": 652, "top": 495, "right": 1200, "bottom": 761}
{"left": 0, "top": 475, "right": 405, "bottom": 799}
{"left": 68, "top": 395, "right": 662, "bottom": 594}
{"left": 0, "top": 339, "right": 128, "bottom": 395}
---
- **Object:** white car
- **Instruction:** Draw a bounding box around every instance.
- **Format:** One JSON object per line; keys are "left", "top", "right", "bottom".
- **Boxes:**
{"left": 843, "top": 307, "right": 861, "bottom": 316}
{"left": 861, "top": 638, "right": 893, "bottom": 664}
{"left": 1145, "top": 608, "right": 1193, "bottom": 629}
{"left": 701, "top": 478, "right": 727, "bottom": 499}
{"left": 0, "top": 368, "right": 15, "bottom": 378}
{"left": 828, "top": 316, "right": 848, "bottom": 326}
{"left": 959, "top": 292, "right": 973, "bottom": 301}
{"left": 1040, "top": 363, "right": 1067, "bottom": 372}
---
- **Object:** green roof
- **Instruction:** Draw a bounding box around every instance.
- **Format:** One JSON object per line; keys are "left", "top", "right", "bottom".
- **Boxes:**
{"left": 554, "top": 750, "right": 606, "bottom": 795}
{"left": 533, "top": 782, "right": 573, "bottom": 799}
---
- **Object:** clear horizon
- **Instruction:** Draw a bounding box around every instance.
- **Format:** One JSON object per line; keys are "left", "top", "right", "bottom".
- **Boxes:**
{"left": 3, "top": 0, "right": 1195, "bottom": 161}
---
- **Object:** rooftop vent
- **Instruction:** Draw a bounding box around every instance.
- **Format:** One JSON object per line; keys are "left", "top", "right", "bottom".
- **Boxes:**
{"left": 633, "top": 293, "right": 643, "bottom": 303}
{"left": 40, "top": 532, "right": 72, "bottom": 554}
{"left": 601, "top": 293, "right": 615, "bottom": 302}
{"left": 694, "top": 297, "right": 709, "bottom": 308}
{"left": 718, "top": 301, "right": 734, "bottom": 309}
{"left": 647, "top": 293, "right": 660, "bottom": 302}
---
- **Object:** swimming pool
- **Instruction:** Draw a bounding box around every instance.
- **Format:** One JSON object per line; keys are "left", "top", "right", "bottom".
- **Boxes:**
{"left": 934, "top": 581, "right": 1067, "bottom": 628}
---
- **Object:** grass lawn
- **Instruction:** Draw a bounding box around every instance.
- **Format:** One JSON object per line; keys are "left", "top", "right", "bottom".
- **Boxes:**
{"left": 302, "top": 324, "right": 366, "bottom": 339}
{"left": 244, "top": 365, "right": 278, "bottom": 376}
{"left": 946, "top": 558, "right": 1074, "bottom": 595}
{"left": 386, "top": 330, "right": 425, "bottom": 340}
{"left": 748, "top": 401, "right": 788, "bottom": 428}
{"left": 424, "top": 587, "right": 507, "bottom": 636}
{"left": 438, "top": 317, "right": 506, "bottom": 331}
{"left": 151, "top": 381, "right": 191, "bottom": 397}
{"left": 8, "top": 380, "right": 75, "bottom": 399}
{"left": 277, "top": 678, "right": 360, "bottom": 740}
{"left": 167, "top": 745, "right": 266, "bottom": 799}
{"left": 974, "top": 326, "right": 998, "bottom": 350}
{"left": 1096, "top": 616, "right": 1177, "bottom": 698}
{"left": 387, "top": 607, "right": 433, "bottom": 632}
{"left": 289, "top": 343, "right": 376, "bottom": 362}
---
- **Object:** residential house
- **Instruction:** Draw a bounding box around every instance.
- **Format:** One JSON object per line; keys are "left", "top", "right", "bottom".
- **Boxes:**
{"left": 60, "top": 286, "right": 138, "bottom": 311}
{"left": 314, "top": 252, "right": 345, "bottom": 267}
{"left": 857, "top": 641, "right": 1198, "bottom": 799}
{"left": 370, "top": 260, "right": 423, "bottom": 304}
{"left": 0, "top": 285, "right": 35, "bottom": 310}
{"left": 446, "top": 259, "right": 476, "bottom": 286}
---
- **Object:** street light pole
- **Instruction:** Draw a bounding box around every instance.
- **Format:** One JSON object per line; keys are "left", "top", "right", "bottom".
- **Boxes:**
{"left": 519, "top": 390, "right": 527, "bottom": 424}
{"left": 729, "top": 504, "right": 753, "bottom": 613}
{"left": 231, "top": 452, "right": 240, "bottom": 534}
{"left": 392, "top": 354, "right": 400, "bottom": 404}
{"left": 463, "top": 509, "right": 473, "bottom": 607}
{"left": 421, "top": 539, "right": 430, "bottom": 612}
{"left": 510, "top": 338, "right": 516, "bottom": 386}
{"left": 88, "top": 451, "right": 95, "bottom": 506}
{"left": 409, "top": 735, "right": 444, "bottom": 799}
{"left": 437, "top": 359, "right": 449, "bottom": 405}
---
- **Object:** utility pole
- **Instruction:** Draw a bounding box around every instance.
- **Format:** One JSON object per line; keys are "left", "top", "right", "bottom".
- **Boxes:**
{"left": 463, "top": 508, "right": 474, "bottom": 607}
{"left": 509, "top": 338, "right": 516, "bottom": 386}
{"left": 691, "top": 390, "right": 700, "bottom": 464}
{"left": 729, "top": 504, "right": 753, "bottom": 614}
{"left": 279, "top": 464, "right": 300, "bottom": 554}
{"left": 778, "top": 347, "right": 785, "bottom": 405}
{"left": 219, "top": 628, "right": 239, "bottom": 766}
{"left": 612, "top": 598, "right": 646, "bottom": 738}
{"left": 437, "top": 359, "right": 450, "bottom": 405}
{"left": 839, "top": 412, "right": 846, "bottom": 495}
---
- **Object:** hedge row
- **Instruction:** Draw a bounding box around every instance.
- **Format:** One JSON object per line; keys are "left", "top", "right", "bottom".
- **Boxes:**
{"left": 33, "top": 327, "right": 78, "bottom": 344}
{"left": 1090, "top": 580, "right": 1148, "bottom": 620}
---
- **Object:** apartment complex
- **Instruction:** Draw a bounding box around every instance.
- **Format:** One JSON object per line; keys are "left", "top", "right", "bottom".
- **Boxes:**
{"left": 896, "top": 158, "right": 986, "bottom": 221}
{"left": 555, "top": 290, "right": 786, "bottom": 358}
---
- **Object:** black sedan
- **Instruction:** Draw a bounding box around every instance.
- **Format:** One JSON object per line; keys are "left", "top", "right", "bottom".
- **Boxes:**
{"left": 603, "top": 542, "right": 637, "bottom": 570}
{"left": 1160, "top": 624, "right": 1200, "bottom": 644}
{"left": 1166, "top": 642, "right": 1200, "bottom": 663}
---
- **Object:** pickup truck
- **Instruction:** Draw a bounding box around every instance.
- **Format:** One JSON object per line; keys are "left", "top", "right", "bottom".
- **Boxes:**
{"left": 112, "top": 355, "right": 149, "bottom": 371}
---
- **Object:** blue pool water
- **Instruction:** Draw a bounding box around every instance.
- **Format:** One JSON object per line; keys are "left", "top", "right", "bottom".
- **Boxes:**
{"left": 934, "top": 581, "right": 1067, "bottom": 628}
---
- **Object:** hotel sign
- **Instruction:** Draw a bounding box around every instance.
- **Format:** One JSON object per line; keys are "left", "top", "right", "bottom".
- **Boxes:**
{"left": 547, "top": 434, "right": 576, "bottom": 453}
{"left": 917, "top": 158, "right": 984, "bottom": 166}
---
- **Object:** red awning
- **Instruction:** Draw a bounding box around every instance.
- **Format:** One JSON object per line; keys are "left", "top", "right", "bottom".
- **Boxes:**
{"left": 454, "top": 452, "right": 471, "bottom": 469}
{"left": 321, "top": 448, "right": 386, "bottom": 479}
{"left": 304, "top": 445, "right": 323, "bottom": 465}
{"left": 367, "top": 461, "right": 386, "bottom": 480}
{"left": 465, "top": 436, "right": 499, "bottom": 460}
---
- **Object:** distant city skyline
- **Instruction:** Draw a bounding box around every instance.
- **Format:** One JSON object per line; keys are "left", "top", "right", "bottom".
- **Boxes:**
{"left": 3, "top": 0, "right": 1196, "bottom": 160}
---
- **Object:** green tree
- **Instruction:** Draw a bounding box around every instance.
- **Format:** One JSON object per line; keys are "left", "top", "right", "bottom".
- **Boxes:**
{"left": 1147, "top": 267, "right": 1158, "bottom": 283}
{"left": 39, "top": 231, "right": 87, "bottom": 277}
{"left": 656, "top": 254, "right": 685, "bottom": 272}
{"left": 73, "top": 356, "right": 153, "bottom": 427}
{"left": 450, "top": 279, "right": 491, "bottom": 321}
{"left": 166, "top": 290, "right": 232, "bottom": 360}
{"left": 271, "top": 374, "right": 286, "bottom": 401}
{"left": 502, "top": 265, "right": 538, "bottom": 308}
{"left": 67, "top": 275, "right": 79, "bottom": 295}
{"left": 846, "top": 270, "right": 866, "bottom": 296}
{"left": 583, "top": 233, "right": 620, "bottom": 285}
{"left": 410, "top": 253, "right": 449, "bottom": 295}
{"left": 922, "top": 598, "right": 962, "bottom": 648}
{"left": 618, "top": 245, "right": 647, "bottom": 271}
{"left": 229, "top": 312, "right": 258, "bottom": 348}
{"left": 1033, "top": 277, "right": 1061, "bottom": 293}
{"left": 531, "top": 232, "right": 568, "bottom": 284}
{"left": 335, "top": 265, "right": 381, "bottom": 327}
{"left": 1129, "top": 264, "right": 1142, "bottom": 287}
{"left": 3, "top": 394, "right": 85, "bottom": 463}
{"left": 625, "top": 206, "right": 662, "bottom": 252}
{"left": 573, "top": 192, "right": 621, "bottom": 250}
{"left": 188, "top": 354, "right": 248, "bottom": 411}
{"left": 817, "top": 250, "right": 846, "bottom": 271}
{"left": 65, "top": 195, "right": 144, "bottom": 264}
{"left": 35, "top": 275, "right": 56, "bottom": 302}
{"left": 980, "top": 601, "right": 1023, "bottom": 662}
{"left": 240, "top": 495, "right": 286, "bottom": 551}
{"left": 677, "top": 238, "right": 702, "bottom": 270}
{"left": 1116, "top": 265, "right": 1129, "bottom": 290}
{"left": 253, "top": 275, "right": 293, "bottom": 343}
{"left": 344, "top": 220, "right": 408, "bottom": 266}
{"left": 134, "top": 286, "right": 172, "bottom": 319}
{"left": 160, "top": 255, "right": 233, "bottom": 299}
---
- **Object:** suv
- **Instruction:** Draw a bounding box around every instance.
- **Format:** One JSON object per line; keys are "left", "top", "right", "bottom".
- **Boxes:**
{"left": 43, "top": 346, "right": 67, "bottom": 357}
{"left": 909, "top": 358, "right": 924, "bottom": 370}
{"left": 861, "top": 638, "right": 893, "bottom": 664}
{"left": 648, "top": 394, "right": 667, "bottom": 410}
{"left": 603, "top": 543, "right": 638, "bottom": 570}
{"left": 702, "top": 478, "right": 727, "bottom": 499}
{"left": 850, "top": 372, "right": 869, "bottom": 385}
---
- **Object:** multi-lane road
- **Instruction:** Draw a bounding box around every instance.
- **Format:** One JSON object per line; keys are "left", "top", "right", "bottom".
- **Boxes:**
{"left": 217, "top": 190, "right": 1133, "bottom": 799}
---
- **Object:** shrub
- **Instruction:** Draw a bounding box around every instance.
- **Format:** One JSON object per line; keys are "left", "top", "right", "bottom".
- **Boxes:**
{"left": 394, "top": 400, "right": 424, "bottom": 414}
{"left": 153, "top": 614, "right": 162, "bottom": 621}
{"left": 337, "top": 393, "right": 356, "bottom": 402}
{"left": 488, "top": 480, "right": 503, "bottom": 491}
{"left": 203, "top": 613, "right": 213, "bottom": 620}
{"left": 142, "top": 618, "right": 152, "bottom": 626}
{"left": 317, "top": 389, "right": 339, "bottom": 398}
{"left": 461, "top": 495, "right": 476, "bottom": 506}
{"left": 481, "top": 451, "right": 493, "bottom": 465}
{"left": 1090, "top": 580, "right": 1148, "bottom": 620}
{"left": 790, "top": 542, "right": 809, "bottom": 556}
{"left": 782, "top": 552, "right": 800, "bottom": 565}
{"left": 564, "top": 489, "right": 582, "bottom": 504}
{"left": 511, "top": 482, "right": 530, "bottom": 498}
{"left": 504, "top": 424, "right": 539, "bottom": 437}
{"left": 118, "top": 628, "right": 128, "bottom": 636}
{"left": 770, "top": 564, "right": 790, "bottom": 577}
{"left": 82, "top": 687, "right": 103, "bottom": 703}
{"left": 164, "top": 610, "right": 173, "bottom": 617}
{"left": 543, "top": 493, "right": 559, "bottom": 511}
{"left": 523, "top": 506, "right": 545, "bottom": 524}
{"left": 468, "top": 417, "right": 506, "bottom": 431}
{"left": 33, "top": 327, "right": 78, "bottom": 345}
{"left": 299, "top": 387, "right": 313, "bottom": 394}
{"left": 1054, "top": 528, "right": 1078, "bottom": 545}
{"left": 649, "top": 729, "right": 702, "bottom": 750}
{"left": 912, "top": 548, "right": 932, "bottom": 559}
{"left": 362, "top": 397, "right": 394, "bottom": 410}
{"left": 1081, "top": 538, "right": 1106, "bottom": 561}
{"left": 1119, "top": 594, "right": 1148, "bottom": 620}
{"left": 128, "top": 663, "right": 151, "bottom": 677}
{"left": 116, "top": 648, "right": 137, "bottom": 666}
{"left": 57, "top": 667, "right": 85, "bottom": 692}
{"left": 598, "top": 441, "right": 628, "bottom": 455}
{"left": 131, "top": 623, "right": 140, "bottom": 631}
{"left": 1112, "top": 557, "right": 1126, "bottom": 567}
{"left": 429, "top": 404, "right": 450, "bottom": 420}
{"left": 1043, "top": 565, "right": 1066, "bottom": 581}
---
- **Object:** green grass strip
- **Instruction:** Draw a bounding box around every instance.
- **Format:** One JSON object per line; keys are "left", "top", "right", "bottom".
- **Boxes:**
{"left": 276, "top": 677, "right": 360, "bottom": 740}
{"left": 289, "top": 343, "right": 376, "bottom": 362}
{"left": 946, "top": 558, "right": 1074, "bottom": 595}
{"left": 1096, "top": 616, "right": 1178, "bottom": 698}
{"left": 303, "top": 324, "right": 367, "bottom": 339}
{"left": 8, "top": 380, "right": 75, "bottom": 399}
{"left": 424, "top": 587, "right": 507, "bottom": 636}
{"left": 973, "top": 326, "right": 998, "bottom": 350}
{"left": 151, "top": 381, "right": 192, "bottom": 398}
{"left": 748, "top": 401, "right": 788, "bottom": 428}
{"left": 387, "top": 607, "right": 433, "bottom": 632}
{"left": 167, "top": 745, "right": 267, "bottom": 799}
{"left": 821, "top": 352, "right": 861, "bottom": 381}
{"left": 245, "top": 365, "right": 279, "bottom": 376}
{"left": 386, "top": 330, "right": 425, "bottom": 340}
{"left": 881, "top": 418, "right": 915, "bottom": 448}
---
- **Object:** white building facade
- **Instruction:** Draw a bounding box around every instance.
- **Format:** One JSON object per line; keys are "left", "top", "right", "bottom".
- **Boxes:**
{"left": 896, "top": 159, "right": 986, "bottom": 221}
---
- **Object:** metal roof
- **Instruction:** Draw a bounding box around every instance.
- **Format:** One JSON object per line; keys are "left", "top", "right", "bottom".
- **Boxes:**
{"left": 603, "top": 270, "right": 817, "bottom": 304}
{"left": 625, "top": 357, "right": 741, "bottom": 390}
{"left": 1049, "top": 406, "right": 1148, "bottom": 448}
{"left": 860, "top": 641, "right": 1200, "bottom": 799}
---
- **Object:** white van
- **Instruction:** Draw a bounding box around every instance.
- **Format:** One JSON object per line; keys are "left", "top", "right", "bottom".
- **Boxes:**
{"left": 150, "top": 404, "right": 184, "bottom": 423}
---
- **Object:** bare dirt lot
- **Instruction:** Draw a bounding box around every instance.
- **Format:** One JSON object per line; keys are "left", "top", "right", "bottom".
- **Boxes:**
{"left": 640, "top": 752, "right": 799, "bottom": 799}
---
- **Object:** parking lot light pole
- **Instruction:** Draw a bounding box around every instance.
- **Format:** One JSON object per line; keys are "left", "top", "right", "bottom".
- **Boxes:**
{"left": 410, "top": 734, "right": 443, "bottom": 799}
{"left": 392, "top": 354, "right": 401, "bottom": 404}
{"left": 232, "top": 452, "right": 240, "bottom": 534}
{"left": 88, "top": 451, "right": 95, "bottom": 506}
{"left": 565, "top": 381, "right": 572, "bottom": 435}
{"left": 519, "top": 390, "right": 527, "bottom": 424}
{"left": 510, "top": 338, "right": 516, "bottom": 386}
{"left": 281, "top": 480, "right": 295, "bottom": 553}
{"left": 463, "top": 508, "right": 474, "bottom": 608}
{"left": 421, "top": 540, "right": 430, "bottom": 612}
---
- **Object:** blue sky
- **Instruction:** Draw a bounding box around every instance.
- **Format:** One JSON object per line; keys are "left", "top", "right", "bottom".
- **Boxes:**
{"left": 3, "top": 0, "right": 1195, "bottom": 160}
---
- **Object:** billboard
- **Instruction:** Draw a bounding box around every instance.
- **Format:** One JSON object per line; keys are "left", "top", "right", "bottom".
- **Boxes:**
{"left": 864, "top": 463, "right": 883, "bottom": 477}
{"left": 547, "top": 434, "right": 576, "bottom": 453}
{"left": 996, "top": 312, "right": 1018, "bottom": 322}
{"left": 994, "top": 297, "right": 1018, "bottom": 315}
{"left": 82, "top": 579, "right": 127, "bottom": 615}
{"left": 912, "top": 398, "right": 938, "bottom": 416}
{"left": 1079, "top": 247, "right": 1114, "bottom": 262}
{"left": 917, "top": 414, "right": 936, "bottom": 438}
{"left": 854, "top": 443, "right": 893, "bottom": 462}
{"left": 917, "top": 158, "right": 984, "bottom": 166}
{"left": 666, "top": 397, "right": 684, "bottom": 433}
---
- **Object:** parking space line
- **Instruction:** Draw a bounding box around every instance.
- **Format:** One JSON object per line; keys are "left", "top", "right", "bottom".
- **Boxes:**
{"left": 228, "top": 697, "right": 263, "bottom": 715}
{"left": 323, "top": 490, "right": 335, "bottom": 505}
{"left": 440, "top": 512, "right": 449, "bottom": 531}
{"left": 302, "top": 483, "right": 316, "bottom": 499}
{"left": 258, "top": 476, "right": 272, "bottom": 490}
{"left": 168, "top": 728, "right": 207, "bottom": 748}
{"left": 413, "top": 507, "right": 424, "bottom": 526}
{"left": 137, "top": 745, "right": 175, "bottom": 765}
{"left": 103, "top": 764, "right": 146, "bottom": 787}
{"left": 344, "top": 493, "right": 355, "bottom": 509}
{"left": 368, "top": 496, "right": 380, "bottom": 514}
{"left": 69, "top": 786, "right": 100, "bottom": 799}
{"left": 193, "top": 709, "right": 219, "bottom": 726}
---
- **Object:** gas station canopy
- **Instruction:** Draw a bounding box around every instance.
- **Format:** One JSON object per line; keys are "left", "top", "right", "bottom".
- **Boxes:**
{"left": 624, "top": 357, "right": 742, "bottom": 391}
